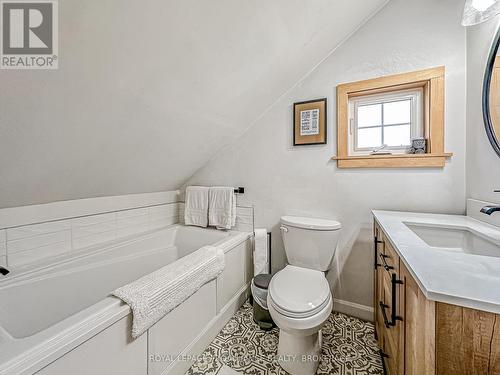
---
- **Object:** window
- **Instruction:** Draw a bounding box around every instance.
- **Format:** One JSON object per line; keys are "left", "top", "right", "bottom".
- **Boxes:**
{"left": 334, "top": 66, "right": 452, "bottom": 168}
{"left": 348, "top": 89, "right": 423, "bottom": 155}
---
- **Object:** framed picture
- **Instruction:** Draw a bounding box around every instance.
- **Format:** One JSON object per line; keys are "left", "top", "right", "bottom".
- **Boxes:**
{"left": 293, "top": 98, "right": 327, "bottom": 146}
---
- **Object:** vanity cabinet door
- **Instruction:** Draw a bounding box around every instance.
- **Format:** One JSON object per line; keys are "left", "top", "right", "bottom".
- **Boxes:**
{"left": 374, "top": 222, "right": 387, "bottom": 350}
{"left": 436, "top": 303, "right": 500, "bottom": 375}
{"left": 374, "top": 221, "right": 402, "bottom": 374}
{"left": 400, "top": 263, "right": 435, "bottom": 375}
{"left": 383, "top": 273, "right": 401, "bottom": 375}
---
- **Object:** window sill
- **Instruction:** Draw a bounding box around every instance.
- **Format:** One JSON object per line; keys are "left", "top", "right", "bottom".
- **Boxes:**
{"left": 331, "top": 153, "right": 453, "bottom": 168}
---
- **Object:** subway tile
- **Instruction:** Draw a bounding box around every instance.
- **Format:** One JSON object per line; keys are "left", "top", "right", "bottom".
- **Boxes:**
{"left": 6, "top": 220, "right": 71, "bottom": 241}
{"left": 178, "top": 203, "right": 185, "bottom": 224}
{"left": 149, "top": 216, "right": 177, "bottom": 231}
{"left": 72, "top": 230, "right": 116, "bottom": 250}
{"left": 0, "top": 230, "right": 6, "bottom": 256}
{"left": 0, "top": 200, "right": 184, "bottom": 268}
{"left": 8, "top": 241, "right": 71, "bottom": 267}
{"left": 116, "top": 207, "right": 148, "bottom": 220}
{"left": 71, "top": 212, "right": 116, "bottom": 227}
{"left": 115, "top": 208, "right": 151, "bottom": 239}
{"left": 116, "top": 222, "right": 150, "bottom": 239}
{"left": 234, "top": 206, "right": 254, "bottom": 232}
{"left": 71, "top": 212, "right": 116, "bottom": 239}
{"left": 7, "top": 230, "right": 71, "bottom": 254}
{"left": 72, "top": 221, "right": 116, "bottom": 239}
{"left": 116, "top": 212, "right": 149, "bottom": 229}
{"left": 149, "top": 204, "right": 178, "bottom": 222}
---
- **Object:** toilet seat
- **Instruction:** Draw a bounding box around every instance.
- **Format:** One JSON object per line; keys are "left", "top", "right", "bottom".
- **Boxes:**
{"left": 268, "top": 265, "right": 331, "bottom": 319}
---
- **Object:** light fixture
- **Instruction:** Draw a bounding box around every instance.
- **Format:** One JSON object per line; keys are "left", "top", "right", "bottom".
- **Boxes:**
{"left": 462, "top": 0, "right": 500, "bottom": 26}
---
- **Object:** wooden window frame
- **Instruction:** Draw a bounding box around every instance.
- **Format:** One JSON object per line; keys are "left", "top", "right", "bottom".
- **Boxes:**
{"left": 333, "top": 66, "right": 452, "bottom": 168}
{"left": 348, "top": 88, "right": 423, "bottom": 154}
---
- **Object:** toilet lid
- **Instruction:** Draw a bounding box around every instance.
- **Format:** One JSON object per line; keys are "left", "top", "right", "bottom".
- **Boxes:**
{"left": 281, "top": 216, "right": 341, "bottom": 231}
{"left": 269, "top": 266, "right": 331, "bottom": 318}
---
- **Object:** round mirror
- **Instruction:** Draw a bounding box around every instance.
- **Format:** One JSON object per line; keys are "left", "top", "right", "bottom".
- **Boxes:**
{"left": 484, "top": 27, "right": 500, "bottom": 157}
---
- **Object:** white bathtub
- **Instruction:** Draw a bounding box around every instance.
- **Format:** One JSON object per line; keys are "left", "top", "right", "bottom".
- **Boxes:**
{"left": 0, "top": 224, "right": 253, "bottom": 375}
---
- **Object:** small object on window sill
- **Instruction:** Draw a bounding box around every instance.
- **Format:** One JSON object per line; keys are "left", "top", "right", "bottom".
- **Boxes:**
{"left": 408, "top": 138, "right": 427, "bottom": 154}
{"left": 370, "top": 144, "right": 392, "bottom": 155}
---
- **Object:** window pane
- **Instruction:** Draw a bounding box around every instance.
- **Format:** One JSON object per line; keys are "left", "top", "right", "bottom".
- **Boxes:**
{"left": 358, "top": 104, "right": 381, "bottom": 127}
{"left": 383, "top": 100, "right": 411, "bottom": 125}
{"left": 384, "top": 124, "right": 411, "bottom": 147}
{"left": 357, "top": 127, "right": 382, "bottom": 148}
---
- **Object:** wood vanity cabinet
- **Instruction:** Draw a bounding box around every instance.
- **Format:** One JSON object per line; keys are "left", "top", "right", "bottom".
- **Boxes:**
{"left": 373, "top": 220, "right": 500, "bottom": 375}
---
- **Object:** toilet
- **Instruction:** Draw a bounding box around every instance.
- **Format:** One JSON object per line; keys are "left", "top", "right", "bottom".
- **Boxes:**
{"left": 267, "top": 215, "right": 341, "bottom": 375}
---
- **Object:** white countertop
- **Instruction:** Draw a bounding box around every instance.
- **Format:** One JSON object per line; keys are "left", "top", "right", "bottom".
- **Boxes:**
{"left": 372, "top": 210, "right": 500, "bottom": 314}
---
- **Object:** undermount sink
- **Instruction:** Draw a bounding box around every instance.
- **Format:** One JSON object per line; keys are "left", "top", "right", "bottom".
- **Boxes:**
{"left": 405, "top": 222, "right": 500, "bottom": 258}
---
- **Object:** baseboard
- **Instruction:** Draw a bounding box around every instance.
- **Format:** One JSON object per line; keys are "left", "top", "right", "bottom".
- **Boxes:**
{"left": 164, "top": 283, "right": 251, "bottom": 375}
{"left": 333, "top": 298, "right": 374, "bottom": 322}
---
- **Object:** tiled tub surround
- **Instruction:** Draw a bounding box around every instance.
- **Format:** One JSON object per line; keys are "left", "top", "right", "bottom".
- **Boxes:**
{"left": 0, "top": 192, "right": 254, "bottom": 270}
{"left": 0, "top": 191, "right": 180, "bottom": 270}
{"left": 2, "top": 204, "right": 179, "bottom": 269}
{"left": 0, "top": 225, "right": 254, "bottom": 375}
{"left": 373, "top": 203, "right": 500, "bottom": 314}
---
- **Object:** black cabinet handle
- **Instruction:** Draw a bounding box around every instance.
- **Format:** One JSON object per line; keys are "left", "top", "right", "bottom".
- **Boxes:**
{"left": 379, "top": 275, "right": 403, "bottom": 329}
{"left": 374, "top": 236, "right": 383, "bottom": 269}
{"left": 391, "top": 273, "right": 403, "bottom": 325}
{"left": 379, "top": 301, "right": 391, "bottom": 328}
{"left": 379, "top": 253, "right": 394, "bottom": 272}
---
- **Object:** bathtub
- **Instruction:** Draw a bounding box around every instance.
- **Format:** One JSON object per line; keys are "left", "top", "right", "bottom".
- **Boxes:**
{"left": 0, "top": 224, "right": 253, "bottom": 375}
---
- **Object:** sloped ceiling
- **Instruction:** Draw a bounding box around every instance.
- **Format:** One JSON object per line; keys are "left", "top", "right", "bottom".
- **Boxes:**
{"left": 0, "top": 0, "right": 388, "bottom": 208}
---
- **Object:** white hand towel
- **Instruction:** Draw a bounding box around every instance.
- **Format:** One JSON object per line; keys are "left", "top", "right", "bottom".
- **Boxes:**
{"left": 112, "top": 245, "right": 225, "bottom": 338}
{"left": 253, "top": 228, "right": 268, "bottom": 275}
{"left": 208, "top": 187, "right": 236, "bottom": 230}
{"left": 184, "top": 186, "right": 209, "bottom": 227}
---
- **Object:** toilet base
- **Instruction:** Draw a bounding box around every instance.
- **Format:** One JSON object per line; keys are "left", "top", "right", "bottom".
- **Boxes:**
{"left": 277, "top": 329, "right": 322, "bottom": 375}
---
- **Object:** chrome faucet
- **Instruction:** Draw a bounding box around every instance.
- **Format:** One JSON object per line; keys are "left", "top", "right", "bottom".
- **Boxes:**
{"left": 481, "top": 206, "right": 500, "bottom": 215}
{"left": 481, "top": 190, "right": 500, "bottom": 215}
{"left": 0, "top": 266, "right": 9, "bottom": 276}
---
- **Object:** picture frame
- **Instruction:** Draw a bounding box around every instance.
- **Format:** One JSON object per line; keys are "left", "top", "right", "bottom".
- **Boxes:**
{"left": 293, "top": 98, "right": 327, "bottom": 146}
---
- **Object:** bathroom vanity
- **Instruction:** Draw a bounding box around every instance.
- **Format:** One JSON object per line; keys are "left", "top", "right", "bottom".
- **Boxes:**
{"left": 373, "top": 209, "right": 500, "bottom": 375}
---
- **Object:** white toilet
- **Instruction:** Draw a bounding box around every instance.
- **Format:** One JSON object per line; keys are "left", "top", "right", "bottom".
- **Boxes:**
{"left": 267, "top": 215, "right": 341, "bottom": 375}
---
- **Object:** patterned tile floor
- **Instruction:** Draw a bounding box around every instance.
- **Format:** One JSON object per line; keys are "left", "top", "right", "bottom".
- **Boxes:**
{"left": 187, "top": 302, "right": 383, "bottom": 375}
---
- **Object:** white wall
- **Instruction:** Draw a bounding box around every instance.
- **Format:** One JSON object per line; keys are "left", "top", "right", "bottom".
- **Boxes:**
{"left": 0, "top": 0, "right": 386, "bottom": 209}
{"left": 186, "top": 0, "right": 467, "bottom": 312}
{"left": 466, "top": 16, "right": 500, "bottom": 204}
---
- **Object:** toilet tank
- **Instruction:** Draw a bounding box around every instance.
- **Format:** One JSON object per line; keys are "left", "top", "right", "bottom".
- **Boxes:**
{"left": 280, "top": 216, "right": 341, "bottom": 272}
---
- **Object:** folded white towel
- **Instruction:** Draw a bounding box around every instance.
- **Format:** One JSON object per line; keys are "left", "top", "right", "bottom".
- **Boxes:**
{"left": 184, "top": 186, "right": 209, "bottom": 227}
{"left": 208, "top": 187, "right": 236, "bottom": 230}
{"left": 112, "top": 245, "right": 225, "bottom": 338}
{"left": 253, "top": 228, "right": 269, "bottom": 275}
